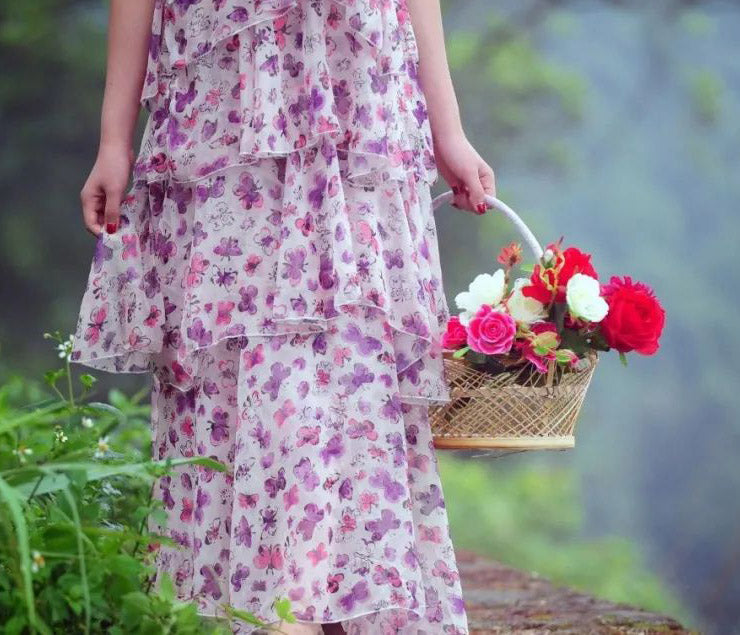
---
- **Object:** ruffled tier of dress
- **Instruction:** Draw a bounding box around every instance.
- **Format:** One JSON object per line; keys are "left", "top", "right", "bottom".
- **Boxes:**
{"left": 71, "top": 0, "right": 452, "bottom": 405}
{"left": 137, "top": 0, "right": 437, "bottom": 187}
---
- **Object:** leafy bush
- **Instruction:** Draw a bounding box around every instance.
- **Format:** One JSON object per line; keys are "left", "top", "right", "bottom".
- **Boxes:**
{"left": 0, "top": 333, "right": 295, "bottom": 634}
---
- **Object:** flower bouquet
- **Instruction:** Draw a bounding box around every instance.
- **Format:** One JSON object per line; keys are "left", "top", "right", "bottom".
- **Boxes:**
{"left": 429, "top": 194, "right": 666, "bottom": 450}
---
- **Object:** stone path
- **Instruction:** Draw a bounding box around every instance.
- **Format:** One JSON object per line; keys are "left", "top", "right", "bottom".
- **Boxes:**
{"left": 456, "top": 549, "right": 699, "bottom": 634}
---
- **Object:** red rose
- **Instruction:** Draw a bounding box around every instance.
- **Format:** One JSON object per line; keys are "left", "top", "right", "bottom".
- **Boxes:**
{"left": 441, "top": 316, "right": 468, "bottom": 350}
{"left": 600, "top": 276, "right": 665, "bottom": 354}
{"left": 467, "top": 305, "right": 517, "bottom": 355}
{"left": 523, "top": 246, "right": 598, "bottom": 305}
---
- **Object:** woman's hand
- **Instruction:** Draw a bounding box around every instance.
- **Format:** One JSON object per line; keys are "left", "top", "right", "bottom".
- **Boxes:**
{"left": 80, "top": 143, "right": 133, "bottom": 237}
{"left": 434, "top": 133, "right": 496, "bottom": 215}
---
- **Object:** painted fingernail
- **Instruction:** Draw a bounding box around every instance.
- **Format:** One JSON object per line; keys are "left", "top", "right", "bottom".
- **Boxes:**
{"left": 476, "top": 203, "right": 487, "bottom": 215}
{"left": 106, "top": 223, "right": 117, "bottom": 234}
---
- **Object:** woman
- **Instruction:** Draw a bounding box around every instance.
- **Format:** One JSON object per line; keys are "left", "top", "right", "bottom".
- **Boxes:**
{"left": 73, "top": 1, "right": 495, "bottom": 633}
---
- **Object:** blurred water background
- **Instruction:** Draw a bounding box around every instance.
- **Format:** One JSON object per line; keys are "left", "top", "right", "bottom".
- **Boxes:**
{"left": 1, "top": 1, "right": 738, "bottom": 633}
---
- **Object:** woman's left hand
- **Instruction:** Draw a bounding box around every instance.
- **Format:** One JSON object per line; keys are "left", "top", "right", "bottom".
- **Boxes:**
{"left": 434, "top": 132, "right": 496, "bottom": 215}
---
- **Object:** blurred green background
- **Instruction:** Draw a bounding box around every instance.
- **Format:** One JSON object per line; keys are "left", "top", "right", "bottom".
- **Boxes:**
{"left": 1, "top": 1, "right": 738, "bottom": 633}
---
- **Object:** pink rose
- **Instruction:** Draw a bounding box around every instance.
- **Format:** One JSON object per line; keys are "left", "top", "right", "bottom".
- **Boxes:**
{"left": 466, "top": 305, "right": 517, "bottom": 355}
{"left": 441, "top": 316, "right": 468, "bottom": 350}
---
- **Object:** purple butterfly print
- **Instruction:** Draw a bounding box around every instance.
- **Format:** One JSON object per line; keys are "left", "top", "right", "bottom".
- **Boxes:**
{"left": 339, "top": 579, "right": 369, "bottom": 613}
{"left": 401, "top": 312, "right": 432, "bottom": 340}
{"left": 198, "top": 565, "right": 222, "bottom": 601}
{"left": 338, "top": 477, "right": 353, "bottom": 501}
{"left": 264, "top": 467, "right": 286, "bottom": 499}
{"left": 211, "top": 265, "right": 238, "bottom": 288}
{"left": 281, "top": 247, "right": 307, "bottom": 286}
{"left": 308, "top": 174, "right": 327, "bottom": 211}
{"left": 238, "top": 285, "right": 259, "bottom": 314}
{"left": 338, "top": 363, "right": 375, "bottom": 395}
{"left": 168, "top": 182, "right": 194, "bottom": 215}
{"left": 195, "top": 174, "right": 225, "bottom": 203}
{"left": 318, "top": 252, "right": 336, "bottom": 291}
{"left": 176, "top": 388, "right": 196, "bottom": 415}
{"left": 142, "top": 266, "right": 161, "bottom": 299}
{"left": 283, "top": 53, "right": 304, "bottom": 78}
{"left": 424, "top": 586, "right": 444, "bottom": 623}
{"left": 293, "top": 457, "right": 320, "bottom": 491}
{"left": 368, "top": 66, "right": 390, "bottom": 95}
{"left": 233, "top": 171, "right": 263, "bottom": 209}
{"left": 226, "top": 6, "right": 249, "bottom": 23}
{"left": 260, "top": 54, "right": 279, "bottom": 77}
{"left": 397, "top": 354, "right": 423, "bottom": 385}
{"left": 194, "top": 487, "right": 211, "bottom": 525}
{"left": 187, "top": 318, "right": 213, "bottom": 347}
{"left": 369, "top": 468, "right": 406, "bottom": 503}
{"left": 174, "top": 28, "right": 187, "bottom": 54}
{"left": 166, "top": 115, "right": 188, "bottom": 149}
{"left": 173, "top": 0, "right": 200, "bottom": 16}
{"left": 159, "top": 476, "right": 175, "bottom": 510}
{"left": 234, "top": 515, "right": 253, "bottom": 547}
{"left": 195, "top": 156, "right": 230, "bottom": 179}
{"left": 341, "top": 323, "right": 382, "bottom": 356}
{"left": 364, "top": 508, "right": 400, "bottom": 543}
{"left": 261, "top": 361, "right": 291, "bottom": 401}
{"left": 213, "top": 236, "right": 243, "bottom": 260}
{"left": 333, "top": 79, "right": 353, "bottom": 117}
{"left": 383, "top": 248, "right": 404, "bottom": 269}
{"left": 230, "top": 564, "right": 250, "bottom": 592}
{"left": 413, "top": 99, "right": 429, "bottom": 127}
{"left": 201, "top": 118, "right": 218, "bottom": 141}
{"left": 415, "top": 483, "right": 445, "bottom": 516}
{"left": 92, "top": 238, "right": 113, "bottom": 274}
{"left": 344, "top": 32, "right": 363, "bottom": 57}
{"left": 175, "top": 79, "right": 197, "bottom": 113}
{"left": 152, "top": 230, "right": 176, "bottom": 263}
{"left": 319, "top": 432, "right": 345, "bottom": 466}
{"left": 208, "top": 407, "right": 230, "bottom": 445}
{"left": 296, "top": 502, "right": 325, "bottom": 541}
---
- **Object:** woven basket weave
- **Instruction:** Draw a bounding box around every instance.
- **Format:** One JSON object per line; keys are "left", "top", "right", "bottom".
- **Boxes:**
{"left": 428, "top": 191, "right": 599, "bottom": 451}
{"left": 430, "top": 353, "right": 598, "bottom": 450}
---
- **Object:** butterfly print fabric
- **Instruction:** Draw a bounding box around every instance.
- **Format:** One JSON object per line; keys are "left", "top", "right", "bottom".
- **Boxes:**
{"left": 71, "top": 1, "right": 468, "bottom": 633}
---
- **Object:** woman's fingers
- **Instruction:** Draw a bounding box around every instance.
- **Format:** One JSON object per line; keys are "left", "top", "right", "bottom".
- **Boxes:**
{"left": 462, "top": 167, "right": 488, "bottom": 216}
{"left": 103, "top": 186, "right": 123, "bottom": 234}
{"left": 479, "top": 163, "right": 497, "bottom": 198}
{"left": 81, "top": 183, "right": 104, "bottom": 237}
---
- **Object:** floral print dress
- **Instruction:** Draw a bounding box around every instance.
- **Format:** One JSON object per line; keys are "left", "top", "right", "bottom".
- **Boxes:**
{"left": 71, "top": 1, "right": 468, "bottom": 633}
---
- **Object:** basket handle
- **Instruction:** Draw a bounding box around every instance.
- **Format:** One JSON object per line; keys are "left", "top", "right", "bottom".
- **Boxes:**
{"left": 431, "top": 191, "right": 544, "bottom": 261}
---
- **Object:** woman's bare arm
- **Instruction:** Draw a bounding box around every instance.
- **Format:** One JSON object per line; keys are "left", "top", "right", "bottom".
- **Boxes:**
{"left": 407, "top": 0, "right": 495, "bottom": 214}
{"left": 80, "top": 0, "right": 155, "bottom": 236}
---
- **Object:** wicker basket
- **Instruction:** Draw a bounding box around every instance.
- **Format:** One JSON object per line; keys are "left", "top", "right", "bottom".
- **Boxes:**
{"left": 428, "top": 191, "right": 599, "bottom": 451}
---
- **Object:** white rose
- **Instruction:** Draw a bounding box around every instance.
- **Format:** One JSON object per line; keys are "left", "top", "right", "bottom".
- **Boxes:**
{"left": 566, "top": 273, "right": 608, "bottom": 322}
{"left": 454, "top": 270, "right": 506, "bottom": 326}
{"left": 507, "top": 278, "right": 548, "bottom": 324}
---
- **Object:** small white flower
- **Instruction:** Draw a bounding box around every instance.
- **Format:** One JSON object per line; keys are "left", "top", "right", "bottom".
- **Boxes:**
{"left": 57, "top": 335, "right": 75, "bottom": 362}
{"left": 566, "top": 274, "right": 609, "bottom": 322}
{"left": 506, "top": 278, "right": 548, "bottom": 324}
{"left": 13, "top": 445, "right": 33, "bottom": 464}
{"left": 454, "top": 270, "right": 507, "bottom": 325}
{"left": 94, "top": 436, "right": 110, "bottom": 459}
{"left": 54, "top": 426, "right": 68, "bottom": 444}
{"left": 81, "top": 417, "right": 94, "bottom": 429}
{"left": 31, "top": 550, "right": 45, "bottom": 573}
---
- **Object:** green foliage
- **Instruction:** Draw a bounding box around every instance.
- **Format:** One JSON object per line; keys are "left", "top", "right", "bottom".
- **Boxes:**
{"left": 0, "top": 333, "right": 291, "bottom": 634}
{"left": 437, "top": 454, "right": 693, "bottom": 626}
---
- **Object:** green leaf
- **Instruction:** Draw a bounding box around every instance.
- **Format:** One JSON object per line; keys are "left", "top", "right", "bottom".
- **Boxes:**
{"left": 619, "top": 352, "right": 628, "bottom": 367}
{"left": 78, "top": 374, "right": 97, "bottom": 389}
{"left": 274, "top": 597, "right": 294, "bottom": 622}
{"left": 13, "top": 473, "right": 70, "bottom": 498}
{"left": 158, "top": 572, "right": 175, "bottom": 604}
{"left": 451, "top": 346, "right": 469, "bottom": 359}
{"left": 0, "top": 475, "right": 37, "bottom": 629}
{"left": 519, "top": 263, "right": 535, "bottom": 273}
